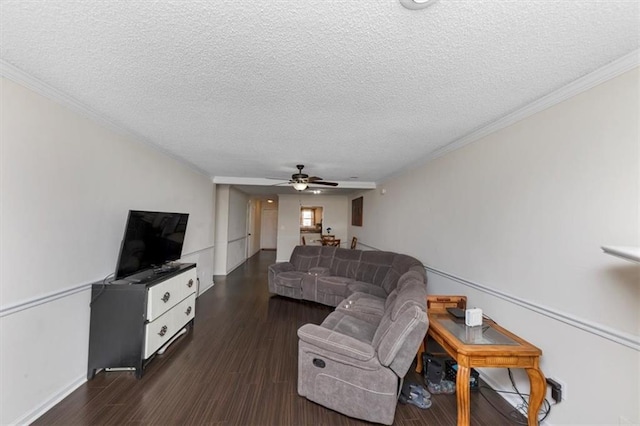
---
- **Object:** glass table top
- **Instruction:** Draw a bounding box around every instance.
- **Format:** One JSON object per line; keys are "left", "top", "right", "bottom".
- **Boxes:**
{"left": 438, "top": 318, "right": 519, "bottom": 345}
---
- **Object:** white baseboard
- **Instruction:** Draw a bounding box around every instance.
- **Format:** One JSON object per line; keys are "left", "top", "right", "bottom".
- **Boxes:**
{"left": 198, "top": 281, "right": 215, "bottom": 296}
{"left": 11, "top": 374, "right": 86, "bottom": 425}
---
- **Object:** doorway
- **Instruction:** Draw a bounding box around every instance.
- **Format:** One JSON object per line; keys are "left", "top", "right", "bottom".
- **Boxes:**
{"left": 261, "top": 209, "right": 278, "bottom": 250}
{"left": 300, "top": 206, "right": 323, "bottom": 245}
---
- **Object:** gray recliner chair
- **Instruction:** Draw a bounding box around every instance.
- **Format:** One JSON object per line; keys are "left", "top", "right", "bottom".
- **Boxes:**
{"left": 297, "top": 278, "right": 428, "bottom": 425}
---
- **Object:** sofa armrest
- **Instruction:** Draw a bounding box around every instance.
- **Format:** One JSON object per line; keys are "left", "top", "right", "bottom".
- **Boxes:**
{"left": 297, "top": 324, "right": 375, "bottom": 362}
{"left": 268, "top": 262, "right": 295, "bottom": 274}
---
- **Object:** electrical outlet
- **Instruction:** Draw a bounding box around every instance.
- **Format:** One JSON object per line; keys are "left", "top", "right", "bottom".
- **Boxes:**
{"left": 546, "top": 377, "right": 567, "bottom": 403}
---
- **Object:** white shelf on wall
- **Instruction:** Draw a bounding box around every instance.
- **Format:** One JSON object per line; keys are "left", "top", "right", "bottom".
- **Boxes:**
{"left": 601, "top": 246, "right": 640, "bottom": 264}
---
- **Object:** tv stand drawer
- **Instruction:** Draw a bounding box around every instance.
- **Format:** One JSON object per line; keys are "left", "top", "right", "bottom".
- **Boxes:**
{"left": 144, "top": 293, "right": 196, "bottom": 358}
{"left": 146, "top": 269, "right": 197, "bottom": 321}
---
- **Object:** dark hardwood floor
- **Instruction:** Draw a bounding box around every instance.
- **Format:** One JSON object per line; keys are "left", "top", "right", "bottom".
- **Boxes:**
{"left": 35, "top": 250, "right": 523, "bottom": 425}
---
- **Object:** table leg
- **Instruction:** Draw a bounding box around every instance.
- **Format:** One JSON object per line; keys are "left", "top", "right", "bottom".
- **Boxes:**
{"left": 416, "top": 340, "right": 425, "bottom": 373}
{"left": 456, "top": 365, "right": 471, "bottom": 426}
{"left": 526, "top": 367, "right": 546, "bottom": 426}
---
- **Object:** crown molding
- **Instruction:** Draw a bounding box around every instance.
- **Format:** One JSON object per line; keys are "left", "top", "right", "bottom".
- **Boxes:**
{"left": 0, "top": 59, "right": 211, "bottom": 178}
{"left": 4, "top": 47, "right": 638, "bottom": 185}
{"left": 0, "top": 59, "right": 129, "bottom": 136}
{"left": 423, "top": 49, "right": 640, "bottom": 163}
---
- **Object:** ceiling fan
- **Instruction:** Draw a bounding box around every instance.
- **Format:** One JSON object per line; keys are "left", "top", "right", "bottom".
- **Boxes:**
{"left": 277, "top": 164, "right": 339, "bottom": 191}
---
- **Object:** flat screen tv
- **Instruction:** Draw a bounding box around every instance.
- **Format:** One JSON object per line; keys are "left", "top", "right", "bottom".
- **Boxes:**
{"left": 114, "top": 210, "right": 189, "bottom": 280}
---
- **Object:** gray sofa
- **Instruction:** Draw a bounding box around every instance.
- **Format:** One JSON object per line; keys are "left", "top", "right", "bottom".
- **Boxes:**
{"left": 269, "top": 246, "right": 428, "bottom": 424}
{"left": 297, "top": 273, "right": 428, "bottom": 425}
{"left": 267, "top": 245, "right": 426, "bottom": 306}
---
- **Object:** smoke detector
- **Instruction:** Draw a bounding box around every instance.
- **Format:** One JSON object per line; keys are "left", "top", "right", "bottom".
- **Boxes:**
{"left": 399, "top": 0, "right": 438, "bottom": 10}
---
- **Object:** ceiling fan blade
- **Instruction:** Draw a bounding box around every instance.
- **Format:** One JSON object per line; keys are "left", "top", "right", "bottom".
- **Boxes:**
{"left": 310, "top": 181, "right": 338, "bottom": 187}
{"left": 265, "top": 165, "right": 338, "bottom": 188}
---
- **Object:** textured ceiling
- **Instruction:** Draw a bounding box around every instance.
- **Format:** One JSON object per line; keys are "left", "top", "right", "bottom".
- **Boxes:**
{"left": 1, "top": 0, "right": 639, "bottom": 193}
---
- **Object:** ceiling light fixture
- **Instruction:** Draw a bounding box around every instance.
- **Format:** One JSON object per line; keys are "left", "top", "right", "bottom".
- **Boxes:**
{"left": 292, "top": 182, "right": 308, "bottom": 191}
{"left": 399, "top": 0, "right": 438, "bottom": 10}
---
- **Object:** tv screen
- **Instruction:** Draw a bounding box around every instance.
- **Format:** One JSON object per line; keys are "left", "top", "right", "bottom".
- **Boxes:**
{"left": 114, "top": 210, "right": 189, "bottom": 280}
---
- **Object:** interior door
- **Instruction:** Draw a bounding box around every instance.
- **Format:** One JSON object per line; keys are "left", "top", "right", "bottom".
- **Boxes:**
{"left": 260, "top": 209, "right": 278, "bottom": 249}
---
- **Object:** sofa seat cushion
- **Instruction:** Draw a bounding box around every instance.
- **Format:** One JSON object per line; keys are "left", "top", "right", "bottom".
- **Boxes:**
{"left": 320, "top": 311, "right": 378, "bottom": 344}
{"left": 317, "top": 276, "right": 354, "bottom": 297}
{"left": 335, "top": 292, "right": 386, "bottom": 325}
{"left": 348, "top": 281, "right": 388, "bottom": 299}
{"left": 276, "top": 271, "right": 307, "bottom": 288}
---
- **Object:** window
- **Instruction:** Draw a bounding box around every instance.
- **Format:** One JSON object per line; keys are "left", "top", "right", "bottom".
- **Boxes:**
{"left": 301, "top": 209, "right": 314, "bottom": 227}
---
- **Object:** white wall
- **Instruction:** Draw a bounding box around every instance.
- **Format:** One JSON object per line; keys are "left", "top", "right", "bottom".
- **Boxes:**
{"left": 213, "top": 185, "right": 249, "bottom": 274}
{"left": 214, "top": 185, "right": 230, "bottom": 275}
{"left": 0, "top": 76, "right": 216, "bottom": 425}
{"left": 349, "top": 68, "right": 640, "bottom": 424}
{"left": 227, "top": 188, "right": 249, "bottom": 271}
{"left": 277, "top": 194, "right": 348, "bottom": 262}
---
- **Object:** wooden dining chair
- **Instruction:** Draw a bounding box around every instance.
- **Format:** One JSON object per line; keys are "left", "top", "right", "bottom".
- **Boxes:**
{"left": 321, "top": 235, "right": 335, "bottom": 246}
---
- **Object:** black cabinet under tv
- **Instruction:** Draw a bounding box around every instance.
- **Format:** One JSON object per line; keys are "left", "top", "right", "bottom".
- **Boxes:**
{"left": 87, "top": 263, "right": 197, "bottom": 379}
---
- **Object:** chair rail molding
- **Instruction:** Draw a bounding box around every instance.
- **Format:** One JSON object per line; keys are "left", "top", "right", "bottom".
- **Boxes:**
{"left": 0, "top": 245, "right": 215, "bottom": 318}
{"left": 228, "top": 236, "right": 247, "bottom": 244}
{"left": 425, "top": 265, "right": 640, "bottom": 351}
{"left": 0, "top": 282, "right": 92, "bottom": 318}
{"left": 356, "top": 240, "right": 639, "bottom": 351}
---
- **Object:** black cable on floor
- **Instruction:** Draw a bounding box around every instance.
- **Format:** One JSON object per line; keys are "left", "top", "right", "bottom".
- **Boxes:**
{"left": 477, "top": 369, "right": 552, "bottom": 425}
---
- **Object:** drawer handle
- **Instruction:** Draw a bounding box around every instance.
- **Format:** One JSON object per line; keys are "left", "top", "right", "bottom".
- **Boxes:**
{"left": 161, "top": 292, "right": 170, "bottom": 303}
{"left": 185, "top": 306, "right": 192, "bottom": 315}
{"left": 187, "top": 279, "right": 194, "bottom": 288}
{"left": 158, "top": 325, "right": 168, "bottom": 336}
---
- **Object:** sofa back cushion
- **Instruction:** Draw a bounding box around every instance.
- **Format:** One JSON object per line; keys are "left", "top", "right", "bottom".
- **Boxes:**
{"left": 290, "top": 245, "right": 322, "bottom": 271}
{"left": 329, "top": 248, "right": 362, "bottom": 278}
{"left": 397, "top": 270, "right": 426, "bottom": 291}
{"left": 354, "top": 251, "right": 395, "bottom": 287}
{"left": 372, "top": 280, "right": 427, "bottom": 375}
{"left": 390, "top": 280, "right": 426, "bottom": 321}
{"left": 380, "top": 254, "right": 425, "bottom": 294}
{"left": 318, "top": 246, "right": 337, "bottom": 268}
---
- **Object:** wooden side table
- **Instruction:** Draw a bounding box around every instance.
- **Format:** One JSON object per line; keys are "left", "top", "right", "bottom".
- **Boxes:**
{"left": 427, "top": 311, "right": 545, "bottom": 426}
{"left": 416, "top": 295, "right": 467, "bottom": 373}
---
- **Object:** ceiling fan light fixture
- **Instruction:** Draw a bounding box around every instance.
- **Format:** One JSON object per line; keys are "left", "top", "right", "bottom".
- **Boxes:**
{"left": 292, "top": 182, "right": 308, "bottom": 191}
